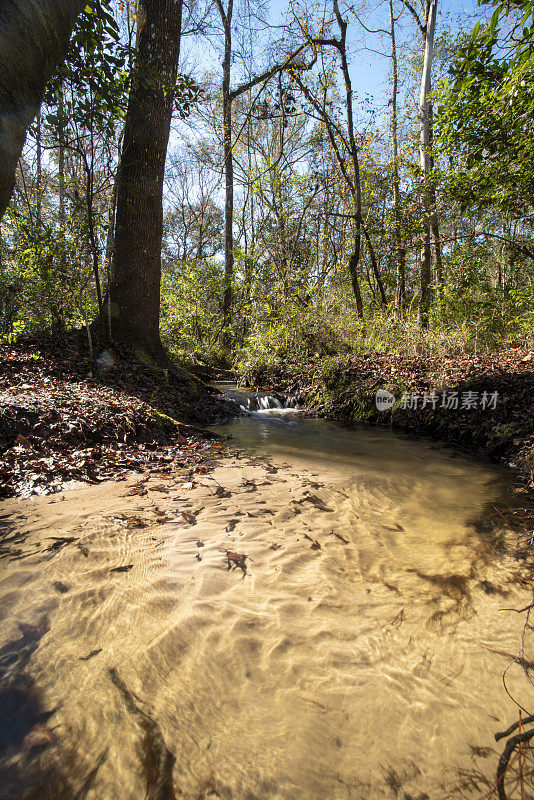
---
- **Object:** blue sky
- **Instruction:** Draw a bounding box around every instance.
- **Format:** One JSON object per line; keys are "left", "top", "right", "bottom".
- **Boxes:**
{"left": 170, "top": 0, "right": 490, "bottom": 200}
{"left": 267, "top": 0, "right": 485, "bottom": 102}
{"left": 182, "top": 0, "right": 490, "bottom": 113}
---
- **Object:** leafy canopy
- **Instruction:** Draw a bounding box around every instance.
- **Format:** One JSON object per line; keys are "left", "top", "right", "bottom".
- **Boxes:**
{"left": 437, "top": 1, "right": 534, "bottom": 213}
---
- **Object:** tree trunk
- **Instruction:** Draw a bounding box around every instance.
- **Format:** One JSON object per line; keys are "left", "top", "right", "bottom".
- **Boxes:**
{"left": 428, "top": 103, "right": 443, "bottom": 286}
{"left": 0, "top": 0, "right": 84, "bottom": 220}
{"left": 58, "top": 84, "right": 66, "bottom": 223}
{"left": 418, "top": 0, "right": 438, "bottom": 329}
{"left": 108, "top": 0, "right": 183, "bottom": 351}
{"left": 85, "top": 163, "right": 103, "bottom": 316}
{"left": 333, "top": 0, "right": 364, "bottom": 317}
{"left": 221, "top": 1, "right": 234, "bottom": 348}
{"left": 389, "top": 0, "right": 406, "bottom": 313}
{"left": 35, "top": 111, "right": 42, "bottom": 225}
{"left": 348, "top": 247, "right": 363, "bottom": 319}
{"left": 362, "top": 224, "right": 387, "bottom": 307}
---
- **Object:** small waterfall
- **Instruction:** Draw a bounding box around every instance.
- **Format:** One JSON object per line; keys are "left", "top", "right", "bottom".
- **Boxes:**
{"left": 223, "top": 390, "right": 300, "bottom": 416}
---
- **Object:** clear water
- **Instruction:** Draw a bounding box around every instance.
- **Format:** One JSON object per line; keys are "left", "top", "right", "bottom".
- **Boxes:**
{"left": 0, "top": 415, "right": 531, "bottom": 799}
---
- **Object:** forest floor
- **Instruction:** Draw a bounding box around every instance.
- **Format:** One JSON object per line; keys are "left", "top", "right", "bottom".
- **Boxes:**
{"left": 244, "top": 346, "right": 534, "bottom": 488}
{"left": 0, "top": 334, "right": 232, "bottom": 499}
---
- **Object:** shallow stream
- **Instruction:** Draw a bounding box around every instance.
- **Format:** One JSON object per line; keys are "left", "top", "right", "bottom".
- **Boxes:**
{"left": 0, "top": 408, "right": 532, "bottom": 799}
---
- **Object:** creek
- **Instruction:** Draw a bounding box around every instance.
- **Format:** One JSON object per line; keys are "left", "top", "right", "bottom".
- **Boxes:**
{"left": 0, "top": 396, "right": 531, "bottom": 799}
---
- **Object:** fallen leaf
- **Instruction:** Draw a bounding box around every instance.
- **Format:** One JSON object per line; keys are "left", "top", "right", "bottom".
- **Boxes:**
{"left": 79, "top": 648, "right": 102, "bottom": 661}
{"left": 224, "top": 550, "right": 248, "bottom": 575}
{"left": 303, "top": 533, "right": 321, "bottom": 550}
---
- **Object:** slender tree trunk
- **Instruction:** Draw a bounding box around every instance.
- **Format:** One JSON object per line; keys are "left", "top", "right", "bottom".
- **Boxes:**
{"left": 332, "top": 0, "right": 364, "bottom": 318}
{"left": 348, "top": 247, "right": 363, "bottom": 319}
{"left": 389, "top": 0, "right": 406, "bottom": 313}
{"left": 428, "top": 103, "right": 443, "bottom": 286}
{"left": 107, "top": 0, "right": 183, "bottom": 350}
{"left": 104, "top": 168, "right": 118, "bottom": 341}
{"left": 105, "top": 169, "right": 118, "bottom": 271}
{"left": 222, "top": 20, "right": 234, "bottom": 347}
{"left": 362, "top": 224, "right": 387, "bottom": 307}
{"left": 85, "top": 165, "right": 103, "bottom": 315}
{"left": 58, "top": 85, "right": 66, "bottom": 224}
{"left": 418, "top": 0, "right": 438, "bottom": 329}
{"left": 35, "top": 111, "right": 42, "bottom": 225}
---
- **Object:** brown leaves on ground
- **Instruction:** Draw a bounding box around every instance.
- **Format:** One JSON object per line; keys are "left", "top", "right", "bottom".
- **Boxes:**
{"left": 303, "top": 533, "right": 322, "bottom": 550}
{"left": 0, "top": 335, "right": 227, "bottom": 499}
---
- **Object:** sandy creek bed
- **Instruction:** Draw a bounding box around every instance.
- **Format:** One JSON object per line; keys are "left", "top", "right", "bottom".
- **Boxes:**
{"left": 0, "top": 416, "right": 532, "bottom": 799}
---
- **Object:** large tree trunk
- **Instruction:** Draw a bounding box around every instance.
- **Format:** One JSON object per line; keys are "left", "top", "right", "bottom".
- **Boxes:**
{"left": 0, "top": 0, "right": 84, "bottom": 220}
{"left": 108, "top": 0, "right": 182, "bottom": 351}
{"left": 418, "top": 0, "right": 438, "bottom": 329}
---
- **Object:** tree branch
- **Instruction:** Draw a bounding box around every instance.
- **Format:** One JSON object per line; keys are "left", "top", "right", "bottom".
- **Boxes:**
{"left": 402, "top": 0, "right": 425, "bottom": 34}
{"left": 230, "top": 43, "right": 309, "bottom": 101}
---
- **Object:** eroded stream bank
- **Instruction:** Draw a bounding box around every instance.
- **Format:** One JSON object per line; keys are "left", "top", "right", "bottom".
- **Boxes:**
{"left": 0, "top": 419, "right": 532, "bottom": 799}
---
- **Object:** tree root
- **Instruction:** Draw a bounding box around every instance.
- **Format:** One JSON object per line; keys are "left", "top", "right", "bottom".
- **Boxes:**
{"left": 495, "top": 727, "right": 534, "bottom": 800}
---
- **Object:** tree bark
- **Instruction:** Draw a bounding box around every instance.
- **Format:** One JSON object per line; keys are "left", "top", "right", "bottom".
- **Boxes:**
{"left": 418, "top": 0, "right": 438, "bottom": 329}
{"left": 348, "top": 248, "right": 363, "bottom": 319}
{"left": 218, "top": 0, "right": 234, "bottom": 348}
{"left": 428, "top": 103, "right": 443, "bottom": 286}
{"left": 389, "top": 0, "right": 406, "bottom": 313}
{"left": 333, "top": 0, "right": 364, "bottom": 318}
{"left": 108, "top": 0, "right": 183, "bottom": 351}
{"left": 36, "top": 110, "right": 42, "bottom": 225}
{"left": 0, "top": 0, "right": 84, "bottom": 220}
{"left": 362, "top": 224, "right": 387, "bottom": 307}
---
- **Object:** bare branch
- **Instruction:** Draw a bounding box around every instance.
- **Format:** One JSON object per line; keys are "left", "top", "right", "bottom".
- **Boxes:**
{"left": 402, "top": 0, "right": 425, "bottom": 34}
{"left": 230, "top": 43, "right": 309, "bottom": 101}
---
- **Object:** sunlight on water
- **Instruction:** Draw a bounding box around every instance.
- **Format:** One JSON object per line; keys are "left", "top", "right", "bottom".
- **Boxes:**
{"left": 0, "top": 419, "right": 531, "bottom": 799}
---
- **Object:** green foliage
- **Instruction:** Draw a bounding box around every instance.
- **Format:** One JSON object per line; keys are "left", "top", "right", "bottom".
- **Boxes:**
{"left": 437, "top": 0, "right": 534, "bottom": 212}
{"left": 0, "top": 211, "right": 95, "bottom": 337}
{"left": 236, "top": 303, "right": 349, "bottom": 375}
{"left": 234, "top": 281, "right": 534, "bottom": 380}
{"left": 159, "top": 260, "right": 224, "bottom": 360}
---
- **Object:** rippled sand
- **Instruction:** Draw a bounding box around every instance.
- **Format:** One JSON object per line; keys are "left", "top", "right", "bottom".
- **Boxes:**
{"left": 0, "top": 424, "right": 532, "bottom": 799}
